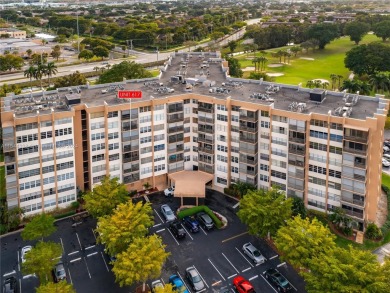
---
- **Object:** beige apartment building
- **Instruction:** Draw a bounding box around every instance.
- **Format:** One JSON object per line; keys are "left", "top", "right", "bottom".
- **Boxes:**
{"left": 1, "top": 52, "right": 388, "bottom": 231}
{"left": 0, "top": 28, "right": 26, "bottom": 39}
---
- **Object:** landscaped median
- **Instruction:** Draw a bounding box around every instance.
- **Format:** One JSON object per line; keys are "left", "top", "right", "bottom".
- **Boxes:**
{"left": 177, "top": 205, "right": 226, "bottom": 229}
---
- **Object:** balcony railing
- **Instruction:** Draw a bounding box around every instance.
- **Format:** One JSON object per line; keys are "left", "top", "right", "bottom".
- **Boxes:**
{"left": 168, "top": 126, "right": 184, "bottom": 133}
{"left": 288, "top": 183, "right": 305, "bottom": 191}
{"left": 343, "top": 147, "right": 367, "bottom": 156}
{"left": 343, "top": 135, "right": 368, "bottom": 144}
{"left": 342, "top": 172, "right": 366, "bottom": 182}
{"left": 341, "top": 185, "right": 365, "bottom": 195}
{"left": 123, "top": 166, "right": 140, "bottom": 174}
{"left": 288, "top": 159, "right": 305, "bottom": 167}
{"left": 198, "top": 157, "right": 213, "bottom": 164}
{"left": 341, "top": 197, "right": 365, "bottom": 208}
{"left": 240, "top": 147, "right": 258, "bottom": 155}
{"left": 167, "top": 115, "right": 184, "bottom": 123}
{"left": 168, "top": 145, "right": 184, "bottom": 154}
{"left": 288, "top": 125, "right": 305, "bottom": 132}
{"left": 240, "top": 135, "right": 257, "bottom": 144}
{"left": 123, "top": 156, "right": 139, "bottom": 163}
{"left": 168, "top": 136, "right": 184, "bottom": 144}
{"left": 240, "top": 125, "right": 258, "bottom": 133}
{"left": 288, "top": 137, "right": 305, "bottom": 144}
{"left": 343, "top": 209, "right": 364, "bottom": 219}
{"left": 198, "top": 106, "right": 214, "bottom": 113}
{"left": 167, "top": 105, "right": 183, "bottom": 113}
{"left": 199, "top": 164, "right": 214, "bottom": 174}
{"left": 288, "top": 147, "right": 305, "bottom": 156}
{"left": 239, "top": 115, "right": 257, "bottom": 122}
{"left": 198, "top": 147, "right": 213, "bottom": 154}
{"left": 240, "top": 157, "right": 258, "bottom": 165}
{"left": 198, "top": 127, "right": 214, "bottom": 134}
{"left": 198, "top": 116, "right": 214, "bottom": 124}
{"left": 239, "top": 169, "right": 257, "bottom": 176}
{"left": 288, "top": 170, "right": 305, "bottom": 178}
{"left": 198, "top": 136, "right": 214, "bottom": 144}
{"left": 123, "top": 174, "right": 140, "bottom": 184}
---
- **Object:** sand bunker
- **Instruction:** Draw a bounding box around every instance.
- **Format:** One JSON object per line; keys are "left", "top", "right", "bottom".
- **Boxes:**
{"left": 268, "top": 63, "right": 283, "bottom": 68}
{"left": 242, "top": 66, "right": 255, "bottom": 72}
{"left": 300, "top": 57, "right": 315, "bottom": 61}
{"left": 267, "top": 73, "right": 285, "bottom": 77}
{"left": 312, "top": 79, "right": 329, "bottom": 83}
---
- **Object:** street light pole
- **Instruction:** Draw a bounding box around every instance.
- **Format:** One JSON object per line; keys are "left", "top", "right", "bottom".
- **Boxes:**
{"left": 76, "top": 12, "right": 80, "bottom": 53}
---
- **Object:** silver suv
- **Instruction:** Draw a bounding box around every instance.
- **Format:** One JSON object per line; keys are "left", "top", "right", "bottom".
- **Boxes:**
{"left": 54, "top": 262, "right": 67, "bottom": 282}
{"left": 242, "top": 242, "right": 266, "bottom": 264}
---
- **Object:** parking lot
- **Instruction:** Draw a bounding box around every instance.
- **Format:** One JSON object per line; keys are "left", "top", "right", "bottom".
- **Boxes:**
{"left": 1, "top": 190, "right": 305, "bottom": 292}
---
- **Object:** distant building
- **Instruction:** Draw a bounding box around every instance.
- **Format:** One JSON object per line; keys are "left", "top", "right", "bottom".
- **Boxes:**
{"left": 0, "top": 28, "right": 26, "bottom": 39}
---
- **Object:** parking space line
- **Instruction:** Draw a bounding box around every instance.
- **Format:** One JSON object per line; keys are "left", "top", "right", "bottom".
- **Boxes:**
{"left": 269, "top": 255, "right": 278, "bottom": 260}
{"left": 3, "top": 270, "right": 16, "bottom": 277}
{"left": 260, "top": 274, "right": 278, "bottom": 293}
{"left": 153, "top": 223, "right": 162, "bottom": 228}
{"left": 84, "top": 257, "right": 92, "bottom": 279}
{"left": 208, "top": 259, "right": 226, "bottom": 281}
{"left": 76, "top": 233, "right": 82, "bottom": 250}
{"left": 211, "top": 280, "right": 222, "bottom": 287}
{"left": 85, "top": 245, "right": 96, "bottom": 250}
{"left": 227, "top": 273, "right": 237, "bottom": 279}
{"left": 22, "top": 274, "right": 35, "bottom": 279}
{"left": 100, "top": 252, "right": 109, "bottom": 272}
{"left": 167, "top": 228, "right": 180, "bottom": 245}
{"left": 181, "top": 224, "right": 193, "bottom": 240}
{"left": 19, "top": 279, "right": 21, "bottom": 293}
{"left": 60, "top": 237, "right": 65, "bottom": 253}
{"left": 92, "top": 228, "right": 97, "bottom": 241}
{"left": 156, "top": 228, "right": 166, "bottom": 233}
{"left": 199, "top": 226, "right": 207, "bottom": 235}
{"left": 193, "top": 265, "right": 209, "bottom": 288}
{"left": 68, "top": 251, "right": 79, "bottom": 256}
{"left": 222, "top": 232, "right": 248, "bottom": 243}
{"left": 277, "top": 262, "right": 286, "bottom": 268}
{"left": 161, "top": 279, "right": 165, "bottom": 286}
{"left": 230, "top": 289, "right": 235, "bottom": 293}
{"left": 242, "top": 267, "right": 251, "bottom": 273}
{"left": 70, "top": 257, "right": 81, "bottom": 263}
{"left": 68, "top": 268, "right": 73, "bottom": 284}
{"left": 154, "top": 209, "right": 164, "bottom": 223}
{"left": 248, "top": 275, "right": 258, "bottom": 281}
{"left": 232, "top": 202, "right": 240, "bottom": 208}
{"left": 235, "top": 247, "right": 254, "bottom": 267}
{"left": 17, "top": 251, "right": 20, "bottom": 272}
{"left": 177, "top": 271, "right": 191, "bottom": 293}
{"left": 222, "top": 253, "right": 240, "bottom": 274}
{"left": 87, "top": 252, "right": 98, "bottom": 257}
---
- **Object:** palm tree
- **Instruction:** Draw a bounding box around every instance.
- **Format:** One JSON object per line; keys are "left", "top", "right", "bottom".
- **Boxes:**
{"left": 24, "top": 66, "right": 37, "bottom": 91}
{"left": 26, "top": 49, "right": 32, "bottom": 59}
{"left": 251, "top": 59, "right": 258, "bottom": 72}
{"left": 342, "top": 80, "right": 360, "bottom": 93}
{"left": 35, "top": 64, "right": 46, "bottom": 89}
{"left": 330, "top": 74, "right": 338, "bottom": 90}
{"left": 306, "top": 80, "right": 314, "bottom": 89}
{"left": 45, "top": 62, "right": 58, "bottom": 87}
{"left": 337, "top": 75, "right": 343, "bottom": 89}
{"left": 260, "top": 56, "right": 268, "bottom": 72}
{"left": 93, "top": 66, "right": 100, "bottom": 72}
{"left": 322, "top": 81, "right": 329, "bottom": 89}
{"left": 369, "top": 72, "right": 390, "bottom": 94}
{"left": 105, "top": 64, "right": 111, "bottom": 70}
{"left": 313, "top": 79, "right": 322, "bottom": 88}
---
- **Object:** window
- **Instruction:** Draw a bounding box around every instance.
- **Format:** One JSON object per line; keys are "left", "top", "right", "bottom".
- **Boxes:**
{"left": 92, "top": 143, "right": 105, "bottom": 152}
{"left": 19, "top": 168, "right": 40, "bottom": 179}
{"left": 109, "top": 154, "right": 119, "bottom": 161}
{"left": 261, "top": 121, "right": 270, "bottom": 128}
{"left": 260, "top": 164, "right": 269, "bottom": 171}
{"left": 55, "top": 128, "right": 72, "bottom": 136}
{"left": 154, "top": 104, "right": 164, "bottom": 111}
{"left": 328, "top": 180, "right": 341, "bottom": 190}
{"left": 217, "top": 155, "right": 228, "bottom": 162}
{"left": 154, "top": 144, "right": 165, "bottom": 152}
{"left": 90, "top": 112, "right": 104, "bottom": 119}
{"left": 260, "top": 174, "right": 269, "bottom": 182}
{"left": 309, "top": 164, "right": 327, "bottom": 175}
{"left": 231, "top": 156, "right": 238, "bottom": 163}
{"left": 17, "top": 134, "right": 38, "bottom": 143}
{"left": 330, "top": 123, "right": 343, "bottom": 130}
{"left": 154, "top": 134, "right": 165, "bottom": 141}
{"left": 184, "top": 99, "right": 190, "bottom": 104}
{"left": 140, "top": 126, "right": 151, "bottom": 133}
{"left": 140, "top": 116, "right": 151, "bottom": 123}
{"left": 309, "top": 153, "right": 327, "bottom": 163}
{"left": 91, "top": 132, "right": 105, "bottom": 140}
{"left": 310, "top": 130, "right": 328, "bottom": 140}
{"left": 272, "top": 115, "right": 287, "bottom": 123}
{"left": 108, "top": 122, "right": 118, "bottom": 129}
{"left": 217, "top": 114, "right": 228, "bottom": 122}
{"left": 57, "top": 161, "right": 74, "bottom": 171}
{"left": 310, "top": 119, "right": 328, "bottom": 128}
{"left": 92, "top": 164, "right": 106, "bottom": 173}
{"left": 261, "top": 110, "right": 269, "bottom": 117}
{"left": 231, "top": 166, "right": 238, "bottom": 173}
{"left": 55, "top": 118, "right": 72, "bottom": 125}
{"left": 108, "top": 132, "right": 118, "bottom": 140}
{"left": 329, "top": 169, "right": 342, "bottom": 178}
{"left": 308, "top": 176, "right": 326, "bottom": 186}
{"left": 217, "top": 145, "right": 228, "bottom": 152}
{"left": 217, "top": 104, "right": 227, "bottom": 111}
{"left": 231, "top": 115, "right": 239, "bottom": 122}
{"left": 92, "top": 154, "right": 105, "bottom": 162}
{"left": 329, "top": 145, "right": 342, "bottom": 154}
{"left": 56, "top": 139, "right": 73, "bottom": 148}
{"left": 40, "top": 121, "right": 52, "bottom": 127}
{"left": 108, "top": 143, "right": 119, "bottom": 150}
{"left": 154, "top": 113, "right": 165, "bottom": 121}
{"left": 271, "top": 159, "right": 286, "bottom": 168}
{"left": 217, "top": 177, "right": 227, "bottom": 185}
{"left": 271, "top": 170, "right": 286, "bottom": 180}
{"left": 107, "top": 111, "right": 118, "bottom": 118}
{"left": 139, "top": 106, "right": 151, "bottom": 113}
{"left": 310, "top": 142, "right": 327, "bottom": 151}
{"left": 140, "top": 137, "right": 152, "bottom": 144}
{"left": 154, "top": 164, "right": 166, "bottom": 172}
{"left": 154, "top": 154, "right": 165, "bottom": 162}
{"left": 217, "top": 165, "right": 227, "bottom": 173}
{"left": 330, "top": 133, "right": 343, "bottom": 142}
{"left": 16, "top": 123, "right": 38, "bottom": 131}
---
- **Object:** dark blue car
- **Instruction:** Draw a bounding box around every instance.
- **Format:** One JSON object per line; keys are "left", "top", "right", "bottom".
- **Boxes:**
{"left": 182, "top": 216, "right": 200, "bottom": 233}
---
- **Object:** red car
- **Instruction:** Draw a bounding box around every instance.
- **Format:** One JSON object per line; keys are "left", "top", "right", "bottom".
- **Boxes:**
{"left": 233, "top": 276, "right": 256, "bottom": 293}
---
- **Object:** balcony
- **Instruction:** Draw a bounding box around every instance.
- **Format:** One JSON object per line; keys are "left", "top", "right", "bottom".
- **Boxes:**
{"left": 199, "top": 164, "right": 214, "bottom": 174}
{"left": 198, "top": 126, "right": 214, "bottom": 134}
{"left": 168, "top": 165, "right": 185, "bottom": 173}
{"left": 288, "top": 146, "right": 305, "bottom": 156}
{"left": 198, "top": 147, "right": 213, "bottom": 154}
{"left": 123, "top": 144, "right": 139, "bottom": 153}
{"left": 341, "top": 185, "right": 365, "bottom": 195}
{"left": 169, "top": 154, "right": 184, "bottom": 164}
{"left": 167, "top": 114, "right": 184, "bottom": 123}
{"left": 288, "top": 136, "right": 305, "bottom": 144}
{"left": 261, "top": 134, "right": 270, "bottom": 139}
{"left": 123, "top": 156, "right": 139, "bottom": 163}
{"left": 198, "top": 136, "right": 214, "bottom": 144}
{"left": 168, "top": 145, "right": 184, "bottom": 154}
{"left": 289, "top": 124, "right": 305, "bottom": 132}
{"left": 198, "top": 104, "right": 214, "bottom": 113}
{"left": 288, "top": 183, "right": 305, "bottom": 191}
{"left": 198, "top": 116, "right": 214, "bottom": 124}
{"left": 240, "top": 146, "right": 258, "bottom": 155}
{"left": 4, "top": 154, "right": 15, "bottom": 164}
{"left": 167, "top": 105, "right": 183, "bottom": 113}
{"left": 240, "top": 157, "right": 258, "bottom": 165}
{"left": 240, "top": 168, "right": 257, "bottom": 176}
{"left": 123, "top": 166, "right": 139, "bottom": 174}
{"left": 341, "top": 197, "right": 365, "bottom": 208}
{"left": 123, "top": 174, "right": 140, "bottom": 184}
{"left": 168, "top": 126, "right": 184, "bottom": 134}
{"left": 342, "top": 172, "right": 366, "bottom": 182}
{"left": 342, "top": 208, "right": 364, "bottom": 219}
{"left": 240, "top": 124, "right": 258, "bottom": 133}
{"left": 240, "top": 134, "right": 257, "bottom": 144}
{"left": 198, "top": 157, "right": 213, "bottom": 164}
{"left": 288, "top": 159, "right": 305, "bottom": 167}
{"left": 168, "top": 135, "right": 184, "bottom": 144}
{"left": 343, "top": 147, "right": 367, "bottom": 156}
{"left": 288, "top": 170, "right": 305, "bottom": 178}
{"left": 239, "top": 115, "right": 257, "bottom": 122}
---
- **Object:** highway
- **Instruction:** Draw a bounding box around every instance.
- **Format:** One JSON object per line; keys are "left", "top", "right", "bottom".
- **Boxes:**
{"left": 0, "top": 18, "right": 260, "bottom": 86}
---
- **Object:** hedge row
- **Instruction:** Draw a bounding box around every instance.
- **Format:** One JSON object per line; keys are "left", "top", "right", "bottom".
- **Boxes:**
{"left": 177, "top": 205, "right": 223, "bottom": 229}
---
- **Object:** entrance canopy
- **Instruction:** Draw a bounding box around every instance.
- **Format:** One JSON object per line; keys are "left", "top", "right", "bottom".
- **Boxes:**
{"left": 168, "top": 171, "right": 213, "bottom": 198}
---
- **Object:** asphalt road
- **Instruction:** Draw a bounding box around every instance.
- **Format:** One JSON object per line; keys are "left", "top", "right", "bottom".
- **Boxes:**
{"left": 1, "top": 187, "right": 305, "bottom": 293}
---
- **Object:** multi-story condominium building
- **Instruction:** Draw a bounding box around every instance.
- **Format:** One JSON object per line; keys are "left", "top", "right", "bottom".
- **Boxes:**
{"left": 1, "top": 52, "right": 388, "bottom": 231}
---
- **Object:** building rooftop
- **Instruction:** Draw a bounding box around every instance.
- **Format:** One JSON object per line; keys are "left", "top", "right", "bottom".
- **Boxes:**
{"left": 2, "top": 52, "right": 387, "bottom": 121}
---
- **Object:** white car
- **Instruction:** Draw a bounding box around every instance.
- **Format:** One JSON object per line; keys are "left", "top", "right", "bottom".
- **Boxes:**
{"left": 384, "top": 154, "right": 390, "bottom": 160}
{"left": 242, "top": 242, "right": 266, "bottom": 264}
{"left": 384, "top": 146, "right": 390, "bottom": 153}
{"left": 382, "top": 158, "right": 390, "bottom": 167}
{"left": 21, "top": 246, "right": 32, "bottom": 263}
{"left": 161, "top": 204, "right": 176, "bottom": 222}
{"left": 101, "top": 89, "right": 108, "bottom": 94}
{"left": 151, "top": 280, "right": 164, "bottom": 292}
{"left": 164, "top": 186, "right": 175, "bottom": 197}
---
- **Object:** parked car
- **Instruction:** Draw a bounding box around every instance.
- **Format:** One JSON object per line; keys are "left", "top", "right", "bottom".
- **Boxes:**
{"left": 185, "top": 266, "right": 205, "bottom": 292}
{"left": 168, "top": 275, "right": 189, "bottom": 293}
{"left": 384, "top": 154, "right": 390, "bottom": 160}
{"left": 233, "top": 276, "right": 256, "bottom": 293}
{"left": 242, "top": 242, "right": 266, "bottom": 264}
{"left": 53, "top": 262, "right": 66, "bottom": 282}
{"left": 384, "top": 146, "right": 390, "bottom": 153}
{"left": 264, "top": 268, "right": 292, "bottom": 292}
{"left": 382, "top": 158, "right": 390, "bottom": 167}
{"left": 384, "top": 141, "right": 390, "bottom": 147}
{"left": 3, "top": 276, "right": 18, "bottom": 293}
{"left": 151, "top": 280, "right": 164, "bottom": 292}
{"left": 196, "top": 212, "right": 214, "bottom": 230}
{"left": 161, "top": 204, "right": 176, "bottom": 222}
{"left": 182, "top": 216, "right": 200, "bottom": 233}
{"left": 169, "top": 220, "right": 186, "bottom": 239}
{"left": 21, "top": 246, "right": 32, "bottom": 263}
{"left": 164, "top": 186, "right": 175, "bottom": 197}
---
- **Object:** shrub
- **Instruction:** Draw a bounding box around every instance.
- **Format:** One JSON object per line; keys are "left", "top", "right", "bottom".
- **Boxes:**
{"left": 365, "top": 223, "right": 383, "bottom": 240}
{"left": 177, "top": 205, "right": 223, "bottom": 229}
{"left": 71, "top": 201, "right": 80, "bottom": 209}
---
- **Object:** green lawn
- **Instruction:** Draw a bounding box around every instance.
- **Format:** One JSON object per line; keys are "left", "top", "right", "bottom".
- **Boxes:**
{"left": 238, "top": 34, "right": 382, "bottom": 86}
{"left": 382, "top": 172, "right": 390, "bottom": 189}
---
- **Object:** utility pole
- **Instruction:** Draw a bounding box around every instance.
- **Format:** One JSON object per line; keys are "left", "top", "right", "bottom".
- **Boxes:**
{"left": 76, "top": 12, "right": 80, "bottom": 53}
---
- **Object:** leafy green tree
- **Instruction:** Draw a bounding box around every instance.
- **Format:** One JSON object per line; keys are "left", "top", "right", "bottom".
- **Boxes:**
{"left": 93, "top": 46, "right": 109, "bottom": 60}
{"left": 210, "top": 31, "right": 224, "bottom": 42}
{"left": 26, "top": 49, "right": 32, "bottom": 58}
{"left": 365, "top": 223, "right": 383, "bottom": 240}
{"left": 84, "top": 176, "right": 128, "bottom": 218}
{"left": 155, "top": 283, "right": 176, "bottom": 293}
{"left": 22, "top": 241, "right": 62, "bottom": 284}
{"left": 54, "top": 71, "right": 87, "bottom": 88}
{"left": 78, "top": 49, "right": 94, "bottom": 61}
{"left": 306, "top": 23, "right": 339, "bottom": 49}
{"left": 344, "top": 42, "right": 390, "bottom": 75}
{"left": 330, "top": 73, "right": 338, "bottom": 90}
{"left": 97, "top": 61, "right": 152, "bottom": 84}
{"left": 24, "top": 66, "right": 37, "bottom": 91}
{"left": 96, "top": 201, "right": 153, "bottom": 256}
{"left": 21, "top": 214, "right": 56, "bottom": 241}
{"left": 274, "top": 216, "right": 336, "bottom": 269}
{"left": 373, "top": 20, "right": 390, "bottom": 41}
{"left": 291, "top": 197, "right": 306, "bottom": 219}
{"left": 228, "top": 40, "right": 237, "bottom": 53}
{"left": 290, "top": 46, "right": 302, "bottom": 57}
{"left": 303, "top": 246, "right": 388, "bottom": 292}
{"left": 112, "top": 235, "right": 170, "bottom": 290}
{"left": 344, "top": 21, "right": 370, "bottom": 45}
{"left": 36, "top": 281, "right": 76, "bottom": 293}
{"left": 226, "top": 57, "right": 243, "bottom": 78}
{"left": 369, "top": 72, "right": 390, "bottom": 94}
{"left": 0, "top": 206, "right": 24, "bottom": 233}
{"left": 237, "top": 188, "right": 292, "bottom": 238}
{"left": 50, "top": 45, "right": 61, "bottom": 61}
